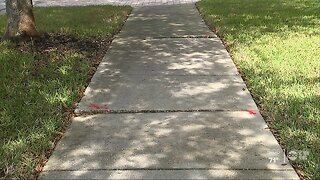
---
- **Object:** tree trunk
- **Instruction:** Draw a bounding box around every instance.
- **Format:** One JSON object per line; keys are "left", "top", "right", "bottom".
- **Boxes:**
{"left": 3, "top": 0, "right": 39, "bottom": 40}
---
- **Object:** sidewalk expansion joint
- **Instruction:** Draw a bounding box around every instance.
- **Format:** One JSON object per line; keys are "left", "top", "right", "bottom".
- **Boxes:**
{"left": 142, "top": 35, "right": 218, "bottom": 40}
{"left": 117, "top": 74, "right": 240, "bottom": 76}
{"left": 44, "top": 168, "right": 296, "bottom": 172}
{"left": 75, "top": 109, "right": 255, "bottom": 116}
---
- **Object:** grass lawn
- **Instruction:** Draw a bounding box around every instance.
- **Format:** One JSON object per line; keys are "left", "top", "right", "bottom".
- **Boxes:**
{"left": 197, "top": 0, "right": 319, "bottom": 179}
{"left": 0, "top": 5, "right": 131, "bottom": 178}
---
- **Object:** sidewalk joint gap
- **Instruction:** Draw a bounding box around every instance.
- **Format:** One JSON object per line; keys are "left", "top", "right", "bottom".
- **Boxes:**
{"left": 145, "top": 36, "right": 218, "bottom": 39}
{"left": 75, "top": 109, "right": 257, "bottom": 116}
{"left": 118, "top": 74, "right": 240, "bottom": 76}
{"left": 44, "top": 168, "right": 296, "bottom": 172}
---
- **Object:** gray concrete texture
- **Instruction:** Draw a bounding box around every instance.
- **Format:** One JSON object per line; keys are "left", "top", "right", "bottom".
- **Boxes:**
{"left": 41, "top": 170, "right": 299, "bottom": 180}
{"left": 117, "top": 5, "right": 216, "bottom": 38}
{"left": 40, "top": 3, "right": 299, "bottom": 180}
{"left": 75, "top": 38, "right": 256, "bottom": 112}
{"left": 42, "top": 113, "right": 298, "bottom": 179}
{"left": 101, "top": 40, "right": 239, "bottom": 76}
{"left": 75, "top": 74, "right": 258, "bottom": 112}
{"left": 0, "top": 1, "right": 4, "bottom": 13}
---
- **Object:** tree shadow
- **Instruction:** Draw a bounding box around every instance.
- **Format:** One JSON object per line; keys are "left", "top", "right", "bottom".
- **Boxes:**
{"left": 75, "top": 37, "right": 258, "bottom": 112}
{"left": 116, "top": 4, "right": 216, "bottom": 38}
{"left": 40, "top": 111, "right": 298, "bottom": 179}
{"left": 238, "top": 48, "right": 320, "bottom": 178}
{"left": 0, "top": 30, "right": 111, "bottom": 178}
{"left": 40, "top": 4, "right": 299, "bottom": 179}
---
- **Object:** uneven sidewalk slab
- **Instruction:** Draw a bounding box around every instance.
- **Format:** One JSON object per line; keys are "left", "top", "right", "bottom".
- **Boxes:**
{"left": 40, "top": 112, "right": 298, "bottom": 179}
{"left": 117, "top": 4, "right": 216, "bottom": 38}
{"left": 75, "top": 75, "right": 257, "bottom": 113}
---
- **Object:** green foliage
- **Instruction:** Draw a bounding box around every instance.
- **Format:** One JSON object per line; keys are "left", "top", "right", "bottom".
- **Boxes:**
{"left": 197, "top": 0, "right": 320, "bottom": 179}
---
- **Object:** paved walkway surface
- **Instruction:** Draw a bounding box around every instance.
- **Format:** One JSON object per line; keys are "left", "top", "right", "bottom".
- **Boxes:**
{"left": 40, "top": 4, "right": 299, "bottom": 179}
{"left": 0, "top": 1, "right": 4, "bottom": 13}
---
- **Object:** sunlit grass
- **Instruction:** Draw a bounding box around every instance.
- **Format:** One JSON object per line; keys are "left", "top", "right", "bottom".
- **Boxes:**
{"left": 197, "top": 0, "right": 320, "bottom": 179}
{"left": 35, "top": 6, "right": 130, "bottom": 38}
{"left": 0, "top": 5, "right": 131, "bottom": 178}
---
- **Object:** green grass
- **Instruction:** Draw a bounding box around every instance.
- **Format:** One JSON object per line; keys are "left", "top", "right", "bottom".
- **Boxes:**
{"left": 197, "top": 0, "right": 320, "bottom": 179}
{"left": 34, "top": 6, "right": 130, "bottom": 38}
{"left": 0, "top": 5, "right": 131, "bottom": 178}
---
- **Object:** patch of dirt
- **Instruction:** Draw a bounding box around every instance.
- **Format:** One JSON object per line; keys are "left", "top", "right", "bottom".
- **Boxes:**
{"left": 17, "top": 33, "right": 110, "bottom": 65}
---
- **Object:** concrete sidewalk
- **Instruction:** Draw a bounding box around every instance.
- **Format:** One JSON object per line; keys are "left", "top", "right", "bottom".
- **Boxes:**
{"left": 0, "top": 1, "right": 4, "bottom": 13}
{"left": 40, "top": 4, "right": 299, "bottom": 179}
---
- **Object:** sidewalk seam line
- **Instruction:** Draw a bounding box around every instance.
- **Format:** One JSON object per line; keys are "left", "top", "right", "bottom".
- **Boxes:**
{"left": 43, "top": 168, "right": 296, "bottom": 172}
{"left": 74, "top": 109, "right": 259, "bottom": 116}
{"left": 102, "top": 74, "right": 240, "bottom": 76}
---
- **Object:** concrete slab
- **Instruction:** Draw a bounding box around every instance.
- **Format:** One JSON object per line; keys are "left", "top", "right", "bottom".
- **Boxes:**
{"left": 96, "top": 53, "right": 238, "bottom": 76}
{"left": 40, "top": 112, "right": 298, "bottom": 179}
{"left": 40, "top": 169, "right": 299, "bottom": 179}
{"left": 117, "top": 4, "right": 216, "bottom": 38}
{"left": 94, "top": 52, "right": 238, "bottom": 76}
{"left": 0, "top": 1, "right": 4, "bottom": 14}
{"left": 75, "top": 75, "right": 257, "bottom": 113}
{"left": 40, "top": 2, "right": 299, "bottom": 179}
{"left": 109, "top": 37, "right": 224, "bottom": 52}
{"left": 100, "top": 38, "right": 239, "bottom": 75}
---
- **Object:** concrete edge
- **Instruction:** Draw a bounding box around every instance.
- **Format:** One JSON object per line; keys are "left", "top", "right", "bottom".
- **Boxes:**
{"left": 40, "top": 169, "right": 300, "bottom": 179}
